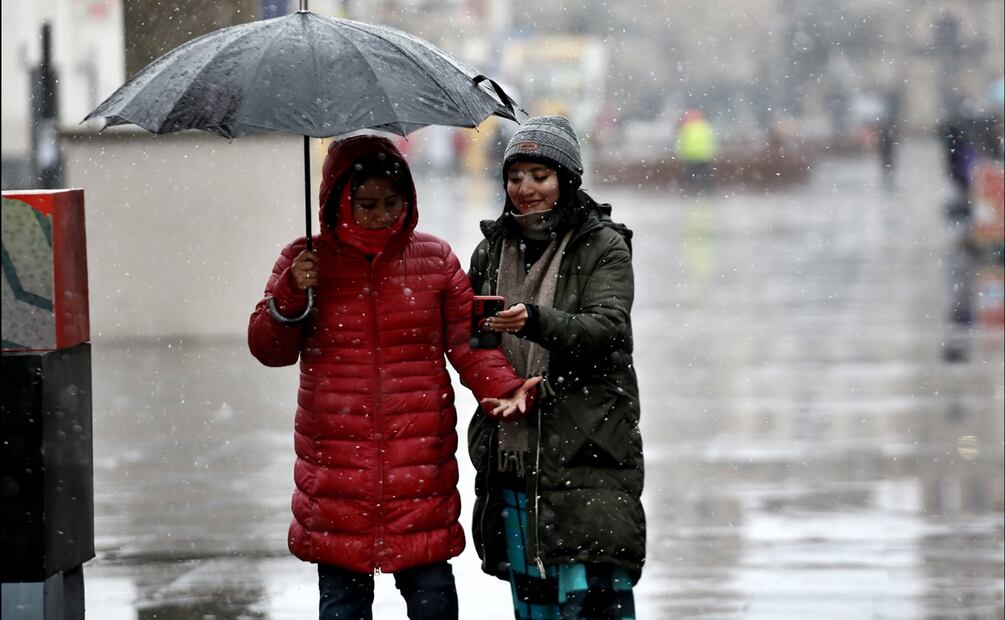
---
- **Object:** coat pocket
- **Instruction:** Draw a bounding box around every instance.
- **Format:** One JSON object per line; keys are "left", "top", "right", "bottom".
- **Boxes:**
{"left": 552, "top": 393, "right": 633, "bottom": 469}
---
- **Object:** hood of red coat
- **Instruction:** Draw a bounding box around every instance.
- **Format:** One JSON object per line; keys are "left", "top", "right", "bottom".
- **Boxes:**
{"left": 318, "top": 135, "right": 418, "bottom": 240}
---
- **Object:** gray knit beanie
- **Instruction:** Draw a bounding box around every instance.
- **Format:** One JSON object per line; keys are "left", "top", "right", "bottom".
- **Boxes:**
{"left": 503, "top": 115, "right": 583, "bottom": 180}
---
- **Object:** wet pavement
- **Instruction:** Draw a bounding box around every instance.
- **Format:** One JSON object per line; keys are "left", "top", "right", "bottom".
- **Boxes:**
{"left": 81, "top": 139, "right": 1003, "bottom": 619}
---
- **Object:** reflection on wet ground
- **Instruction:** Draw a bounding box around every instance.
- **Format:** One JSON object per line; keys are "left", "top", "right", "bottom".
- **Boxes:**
{"left": 84, "top": 140, "right": 1003, "bottom": 618}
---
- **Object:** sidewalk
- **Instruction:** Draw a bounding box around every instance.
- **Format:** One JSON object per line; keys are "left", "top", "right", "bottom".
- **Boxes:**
{"left": 82, "top": 139, "right": 1003, "bottom": 618}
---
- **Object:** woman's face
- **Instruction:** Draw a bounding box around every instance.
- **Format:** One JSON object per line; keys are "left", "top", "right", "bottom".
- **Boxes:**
{"left": 352, "top": 177, "right": 406, "bottom": 229}
{"left": 506, "top": 161, "right": 560, "bottom": 215}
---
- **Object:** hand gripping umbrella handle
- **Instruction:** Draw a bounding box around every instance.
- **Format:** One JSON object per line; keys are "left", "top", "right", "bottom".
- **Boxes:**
{"left": 267, "top": 287, "right": 314, "bottom": 324}
{"left": 473, "top": 75, "right": 517, "bottom": 119}
{"left": 267, "top": 134, "right": 316, "bottom": 325}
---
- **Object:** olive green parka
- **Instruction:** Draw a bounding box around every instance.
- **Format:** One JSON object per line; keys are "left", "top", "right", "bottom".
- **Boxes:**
{"left": 467, "top": 190, "right": 646, "bottom": 584}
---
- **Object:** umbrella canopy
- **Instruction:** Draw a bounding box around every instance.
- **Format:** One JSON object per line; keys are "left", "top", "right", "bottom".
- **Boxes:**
{"left": 84, "top": 5, "right": 519, "bottom": 323}
{"left": 85, "top": 10, "right": 516, "bottom": 138}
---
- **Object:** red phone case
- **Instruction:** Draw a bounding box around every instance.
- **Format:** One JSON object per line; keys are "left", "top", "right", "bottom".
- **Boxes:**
{"left": 471, "top": 295, "right": 505, "bottom": 348}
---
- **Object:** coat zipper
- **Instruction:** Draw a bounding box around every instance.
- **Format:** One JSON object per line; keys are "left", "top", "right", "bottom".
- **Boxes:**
{"left": 477, "top": 426, "right": 496, "bottom": 573}
{"left": 368, "top": 258, "right": 386, "bottom": 573}
{"left": 480, "top": 423, "right": 546, "bottom": 578}
{"left": 530, "top": 406, "right": 546, "bottom": 578}
{"left": 486, "top": 253, "right": 547, "bottom": 578}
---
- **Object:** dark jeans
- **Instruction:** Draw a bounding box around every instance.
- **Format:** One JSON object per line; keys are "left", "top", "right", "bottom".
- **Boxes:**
{"left": 318, "top": 561, "right": 457, "bottom": 620}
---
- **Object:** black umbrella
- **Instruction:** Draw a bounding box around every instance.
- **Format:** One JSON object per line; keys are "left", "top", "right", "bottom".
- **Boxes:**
{"left": 84, "top": 0, "right": 518, "bottom": 321}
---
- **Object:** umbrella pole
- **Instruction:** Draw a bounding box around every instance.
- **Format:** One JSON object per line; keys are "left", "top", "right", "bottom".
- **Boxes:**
{"left": 303, "top": 135, "right": 313, "bottom": 253}
{"left": 266, "top": 135, "right": 315, "bottom": 324}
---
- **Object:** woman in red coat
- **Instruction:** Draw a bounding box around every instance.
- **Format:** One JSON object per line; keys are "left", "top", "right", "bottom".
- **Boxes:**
{"left": 248, "top": 135, "right": 536, "bottom": 620}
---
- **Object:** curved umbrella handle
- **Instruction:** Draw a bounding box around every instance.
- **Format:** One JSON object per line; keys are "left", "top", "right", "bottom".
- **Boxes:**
{"left": 267, "top": 287, "right": 314, "bottom": 324}
{"left": 474, "top": 75, "right": 519, "bottom": 120}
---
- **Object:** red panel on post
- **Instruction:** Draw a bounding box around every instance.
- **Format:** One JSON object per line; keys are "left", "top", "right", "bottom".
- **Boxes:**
{"left": 1, "top": 189, "right": 90, "bottom": 352}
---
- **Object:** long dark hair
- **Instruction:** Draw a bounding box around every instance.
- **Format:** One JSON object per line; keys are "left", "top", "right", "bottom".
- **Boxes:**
{"left": 323, "top": 153, "right": 412, "bottom": 230}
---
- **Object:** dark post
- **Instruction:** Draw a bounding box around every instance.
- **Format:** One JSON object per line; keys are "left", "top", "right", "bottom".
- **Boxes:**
{"left": 1, "top": 189, "right": 92, "bottom": 620}
{"left": 29, "top": 23, "right": 64, "bottom": 190}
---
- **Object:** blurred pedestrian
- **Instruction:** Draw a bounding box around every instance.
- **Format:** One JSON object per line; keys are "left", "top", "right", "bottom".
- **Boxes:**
{"left": 467, "top": 115, "right": 646, "bottom": 619}
{"left": 674, "top": 108, "right": 717, "bottom": 193}
{"left": 248, "top": 135, "right": 538, "bottom": 620}
{"left": 941, "top": 105, "right": 980, "bottom": 218}
{"left": 876, "top": 86, "right": 904, "bottom": 190}
{"left": 484, "top": 118, "right": 508, "bottom": 179}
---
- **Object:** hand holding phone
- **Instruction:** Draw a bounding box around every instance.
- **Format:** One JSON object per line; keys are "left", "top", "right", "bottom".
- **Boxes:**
{"left": 471, "top": 295, "right": 504, "bottom": 348}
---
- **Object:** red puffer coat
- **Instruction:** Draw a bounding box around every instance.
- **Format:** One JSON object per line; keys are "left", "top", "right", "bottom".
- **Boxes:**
{"left": 248, "top": 136, "right": 524, "bottom": 574}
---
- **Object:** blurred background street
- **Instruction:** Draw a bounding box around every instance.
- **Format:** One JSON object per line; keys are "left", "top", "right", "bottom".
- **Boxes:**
{"left": 2, "top": 1, "right": 1003, "bottom": 619}
{"left": 72, "top": 139, "right": 1003, "bottom": 619}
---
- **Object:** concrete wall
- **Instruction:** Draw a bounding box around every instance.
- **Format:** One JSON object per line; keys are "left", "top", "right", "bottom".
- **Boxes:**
{"left": 61, "top": 127, "right": 504, "bottom": 341}
{"left": 63, "top": 130, "right": 311, "bottom": 339}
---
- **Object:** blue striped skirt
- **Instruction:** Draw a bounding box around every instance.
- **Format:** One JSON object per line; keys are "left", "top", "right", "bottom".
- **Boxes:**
{"left": 500, "top": 488, "right": 636, "bottom": 620}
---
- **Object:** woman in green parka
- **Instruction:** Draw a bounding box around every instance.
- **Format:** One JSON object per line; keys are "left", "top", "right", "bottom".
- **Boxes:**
{"left": 468, "top": 115, "right": 645, "bottom": 620}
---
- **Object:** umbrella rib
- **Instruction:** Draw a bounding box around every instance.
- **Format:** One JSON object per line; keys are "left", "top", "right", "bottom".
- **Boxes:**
{"left": 89, "top": 26, "right": 239, "bottom": 131}
{"left": 209, "top": 19, "right": 299, "bottom": 136}
{"left": 319, "top": 19, "right": 407, "bottom": 134}
{"left": 338, "top": 20, "right": 482, "bottom": 128}
{"left": 306, "top": 15, "right": 323, "bottom": 136}
{"left": 157, "top": 20, "right": 273, "bottom": 136}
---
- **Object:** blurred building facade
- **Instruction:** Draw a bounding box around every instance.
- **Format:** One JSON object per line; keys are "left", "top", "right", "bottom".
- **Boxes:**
{"left": 3, "top": 0, "right": 1003, "bottom": 167}
{"left": 491, "top": 0, "right": 1005, "bottom": 140}
{"left": 1, "top": 0, "right": 124, "bottom": 188}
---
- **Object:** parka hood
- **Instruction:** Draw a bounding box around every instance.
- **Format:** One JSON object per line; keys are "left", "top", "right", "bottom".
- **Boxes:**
{"left": 318, "top": 135, "right": 418, "bottom": 238}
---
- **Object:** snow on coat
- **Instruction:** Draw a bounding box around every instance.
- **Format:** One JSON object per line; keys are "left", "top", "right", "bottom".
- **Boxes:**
{"left": 249, "top": 136, "right": 525, "bottom": 573}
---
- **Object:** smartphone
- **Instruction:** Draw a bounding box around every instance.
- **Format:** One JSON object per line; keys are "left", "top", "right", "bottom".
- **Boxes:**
{"left": 471, "top": 295, "right": 505, "bottom": 348}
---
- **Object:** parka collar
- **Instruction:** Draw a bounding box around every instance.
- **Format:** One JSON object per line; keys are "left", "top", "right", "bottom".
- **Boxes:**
{"left": 479, "top": 189, "right": 632, "bottom": 251}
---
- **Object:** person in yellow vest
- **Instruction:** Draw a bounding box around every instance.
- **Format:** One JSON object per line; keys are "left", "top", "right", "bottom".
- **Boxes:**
{"left": 674, "top": 109, "right": 717, "bottom": 193}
